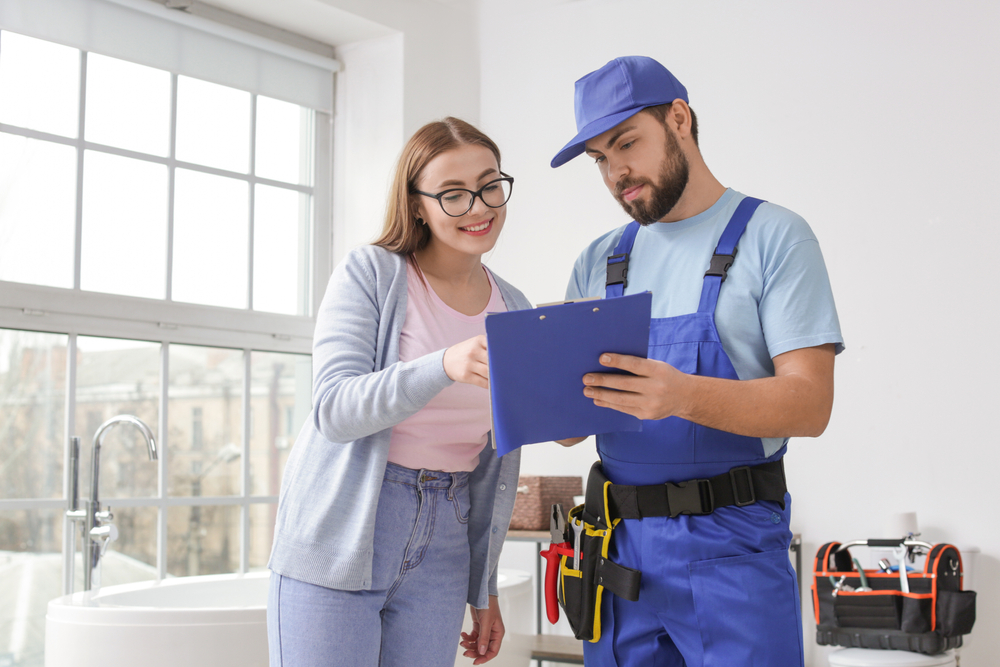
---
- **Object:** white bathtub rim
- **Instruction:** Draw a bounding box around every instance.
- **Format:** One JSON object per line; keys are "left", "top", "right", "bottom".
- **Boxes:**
{"left": 47, "top": 570, "right": 270, "bottom": 625}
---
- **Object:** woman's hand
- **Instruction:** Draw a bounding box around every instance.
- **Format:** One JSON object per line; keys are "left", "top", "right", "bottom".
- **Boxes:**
{"left": 443, "top": 335, "right": 490, "bottom": 389}
{"left": 459, "top": 595, "right": 505, "bottom": 664}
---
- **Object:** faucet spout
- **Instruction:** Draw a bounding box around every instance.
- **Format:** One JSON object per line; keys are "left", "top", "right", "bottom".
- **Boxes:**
{"left": 82, "top": 415, "right": 158, "bottom": 592}
{"left": 90, "top": 415, "right": 158, "bottom": 507}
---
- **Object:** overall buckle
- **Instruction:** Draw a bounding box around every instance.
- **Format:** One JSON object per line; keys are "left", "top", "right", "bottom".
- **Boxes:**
{"left": 665, "top": 479, "right": 714, "bottom": 517}
{"left": 705, "top": 249, "right": 738, "bottom": 282}
{"left": 606, "top": 253, "right": 629, "bottom": 288}
{"left": 729, "top": 466, "right": 756, "bottom": 506}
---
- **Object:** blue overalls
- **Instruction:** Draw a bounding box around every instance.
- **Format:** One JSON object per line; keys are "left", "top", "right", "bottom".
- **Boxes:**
{"left": 584, "top": 197, "right": 804, "bottom": 667}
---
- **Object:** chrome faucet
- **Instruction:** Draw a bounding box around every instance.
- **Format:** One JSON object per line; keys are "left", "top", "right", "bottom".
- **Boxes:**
{"left": 66, "top": 415, "right": 158, "bottom": 593}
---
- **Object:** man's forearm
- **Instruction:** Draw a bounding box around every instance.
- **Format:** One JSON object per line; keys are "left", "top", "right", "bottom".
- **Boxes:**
{"left": 582, "top": 344, "right": 836, "bottom": 438}
{"left": 675, "top": 370, "right": 832, "bottom": 438}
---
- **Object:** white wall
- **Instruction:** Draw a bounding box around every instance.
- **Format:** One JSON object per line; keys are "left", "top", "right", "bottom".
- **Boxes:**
{"left": 324, "top": 0, "right": 482, "bottom": 267}
{"left": 478, "top": 1, "right": 999, "bottom": 665}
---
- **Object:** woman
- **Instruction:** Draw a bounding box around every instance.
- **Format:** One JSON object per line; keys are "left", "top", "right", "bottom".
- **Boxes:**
{"left": 267, "top": 117, "right": 530, "bottom": 667}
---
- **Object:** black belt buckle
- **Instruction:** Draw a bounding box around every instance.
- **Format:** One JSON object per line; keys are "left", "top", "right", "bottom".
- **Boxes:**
{"left": 729, "top": 466, "right": 756, "bottom": 507}
{"left": 665, "top": 479, "right": 714, "bottom": 517}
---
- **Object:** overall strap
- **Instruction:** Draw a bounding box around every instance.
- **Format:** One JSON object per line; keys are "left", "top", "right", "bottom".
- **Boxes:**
{"left": 605, "top": 221, "right": 641, "bottom": 298}
{"left": 697, "top": 197, "right": 765, "bottom": 314}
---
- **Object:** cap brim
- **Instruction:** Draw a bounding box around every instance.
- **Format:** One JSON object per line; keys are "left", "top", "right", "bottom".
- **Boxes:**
{"left": 550, "top": 104, "right": 653, "bottom": 168}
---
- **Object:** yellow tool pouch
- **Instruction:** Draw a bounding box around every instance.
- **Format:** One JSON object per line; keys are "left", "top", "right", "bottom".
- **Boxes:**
{"left": 557, "top": 478, "right": 641, "bottom": 642}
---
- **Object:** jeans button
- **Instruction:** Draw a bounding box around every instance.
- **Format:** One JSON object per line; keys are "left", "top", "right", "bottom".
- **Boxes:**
{"left": 499, "top": 484, "right": 506, "bottom": 491}
{"left": 491, "top": 526, "right": 498, "bottom": 534}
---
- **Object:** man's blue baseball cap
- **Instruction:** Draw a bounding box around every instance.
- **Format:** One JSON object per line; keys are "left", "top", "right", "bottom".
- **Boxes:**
{"left": 551, "top": 56, "right": 688, "bottom": 168}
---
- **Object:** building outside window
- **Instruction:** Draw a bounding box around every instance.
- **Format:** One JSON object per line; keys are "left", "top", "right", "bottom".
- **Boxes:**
{"left": 0, "top": 2, "right": 337, "bottom": 664}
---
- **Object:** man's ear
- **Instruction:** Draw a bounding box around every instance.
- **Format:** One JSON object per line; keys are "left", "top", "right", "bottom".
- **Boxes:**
{"left": 667, "top": 99, "right": 693, "bottom": 139}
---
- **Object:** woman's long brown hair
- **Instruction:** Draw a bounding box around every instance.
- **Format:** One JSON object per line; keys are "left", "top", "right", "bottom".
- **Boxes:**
{"left": 373, "top": 117, "right": 502, "bottom": 255}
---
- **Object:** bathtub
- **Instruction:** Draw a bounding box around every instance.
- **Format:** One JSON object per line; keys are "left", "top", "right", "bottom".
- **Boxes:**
{"left": 45, "top": 569, "right": 534, "bottom": 667}
{"left": 45, "top": 571, "right": 270, "bottom": 667}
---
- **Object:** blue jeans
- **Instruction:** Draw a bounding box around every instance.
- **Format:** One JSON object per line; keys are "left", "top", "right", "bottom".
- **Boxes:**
{"left": 268, "top": 463, "right": 472, "bottom": 666}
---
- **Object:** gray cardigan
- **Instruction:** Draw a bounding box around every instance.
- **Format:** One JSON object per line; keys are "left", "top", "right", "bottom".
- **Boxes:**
{"left": 268, "top": 244, "right": 530, "bottom": 608}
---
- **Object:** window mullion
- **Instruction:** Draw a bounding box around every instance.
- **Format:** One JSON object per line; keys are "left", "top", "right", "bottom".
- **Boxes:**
{"left": 241, "top": 349, "right": 251, "bottom": 573}
{"left": 61, "top": 332, "right": 79, "bottom": 595}
{"left": 248, "top": 95, "right": 257, "bottom": 312}
{"left": 72, "top": 51, "right": 87, "bottom": 291}
{"left": 166, "top": 72, "right": 178, "bottom": 302}
{"left": 157, "top": 341, "right": 170, "bottom": 581}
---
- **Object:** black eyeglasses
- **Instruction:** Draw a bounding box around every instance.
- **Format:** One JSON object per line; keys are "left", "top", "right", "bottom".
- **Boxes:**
{"left": 413, "top": 173, "right": 514, "bottom": 217}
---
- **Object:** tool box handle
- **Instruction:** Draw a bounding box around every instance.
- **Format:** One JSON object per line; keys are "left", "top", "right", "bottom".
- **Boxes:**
{"left": 836, "top": 539, "right": 934, "bottom": 551}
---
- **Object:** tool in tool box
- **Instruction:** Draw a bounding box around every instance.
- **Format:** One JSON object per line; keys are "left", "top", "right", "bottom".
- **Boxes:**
{"left": 571, "top": 514, "right": 584, "bottom": 570}
{"left": 894, "top": 545, "right": 910, "bottom": 593}
{"left": 851, "top": 557, "right": 872, "bottom": 591}
{"left": 539, "top": 503, "right": 572, "bottom": 624}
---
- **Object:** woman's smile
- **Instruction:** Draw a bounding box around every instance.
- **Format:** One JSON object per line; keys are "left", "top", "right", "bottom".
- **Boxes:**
{"left": 459, "top": 218, "right": 494, "bottom": 235}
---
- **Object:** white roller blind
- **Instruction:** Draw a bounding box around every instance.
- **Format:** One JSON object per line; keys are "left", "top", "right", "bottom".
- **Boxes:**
{"left": 0, "top": 0, "right": 338, "bottom": 112}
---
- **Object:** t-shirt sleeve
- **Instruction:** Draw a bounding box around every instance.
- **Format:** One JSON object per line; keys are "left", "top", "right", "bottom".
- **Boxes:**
{"left": 759, "top": 236, "right": 844, "bottom": 359}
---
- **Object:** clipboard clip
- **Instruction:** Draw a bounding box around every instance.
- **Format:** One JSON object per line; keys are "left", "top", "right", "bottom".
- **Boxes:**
{"left": 606, "top": 253, "right": 629, "bottom": 288}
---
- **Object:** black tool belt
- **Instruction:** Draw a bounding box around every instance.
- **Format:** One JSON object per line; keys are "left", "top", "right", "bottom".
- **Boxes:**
{"left": 583, "top": 459, "right": 788, "bottom": 530}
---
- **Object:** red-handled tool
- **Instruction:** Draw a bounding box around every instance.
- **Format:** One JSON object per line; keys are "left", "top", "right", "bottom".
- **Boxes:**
{"left": 539, "top": 503, "right": 571, "bottom": 624}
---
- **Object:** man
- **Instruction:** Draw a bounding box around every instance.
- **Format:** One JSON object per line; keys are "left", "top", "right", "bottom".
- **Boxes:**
{"left": 551, "top": 56, "right": 843, "bottom": 666}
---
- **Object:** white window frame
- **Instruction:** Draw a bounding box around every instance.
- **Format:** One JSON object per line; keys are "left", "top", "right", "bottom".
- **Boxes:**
{"left": 0, "top": 13, "right": 333, "bottom": 593}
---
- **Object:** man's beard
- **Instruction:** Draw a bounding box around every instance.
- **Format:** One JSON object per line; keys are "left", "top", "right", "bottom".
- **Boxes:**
{"left": 614, "top": 130, "right": 690, "bottom": 225}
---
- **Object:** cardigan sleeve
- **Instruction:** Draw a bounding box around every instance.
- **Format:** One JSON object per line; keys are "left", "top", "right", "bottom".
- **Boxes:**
{"left": 311, "top": 249, "right": 454, "bottom": 444}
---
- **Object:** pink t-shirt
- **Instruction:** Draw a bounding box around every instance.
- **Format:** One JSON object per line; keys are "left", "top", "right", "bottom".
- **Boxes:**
{"left": 387, "top": 262, "right": 507, "bottom": 472}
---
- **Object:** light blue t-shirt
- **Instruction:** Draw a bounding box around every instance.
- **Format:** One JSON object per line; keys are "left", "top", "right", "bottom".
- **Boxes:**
{"left": 566, "top": 189, "right": 844, "bottom": 457}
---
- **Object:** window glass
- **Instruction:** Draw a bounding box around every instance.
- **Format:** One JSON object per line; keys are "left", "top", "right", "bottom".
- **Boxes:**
{"left": 0, "top": 329, "right": 67, "bottom": 499}
{"left": 85, "top": 53, "right": 170, "bottom": 156}
{"left": 172, "top": 168, "right": 249, "bottom": 309}
{"left": 81, "top": 151, "right": 168, "bottom": 299}
{"left": 0, "top": 31, "right": 79, "bottom": 137}
{"left": 249, "top": 351, "right": 310, "bottom": 496}
{"left": 176, "top": 75, "right": 250, "bottom": 173}
{"left": 167, "top": 505, "right": 240, "bottom": 577}
{"left": 255, "top": 96, "right": 312, "bottom": 185}
{"left": 0, "top": 508, "right": 63, "bottom": 667}
{"left": 249, "top": 503, "right": 277, "bottom": 569}
{"left": 75, "top": 337, "right": 160, "bottom": 500}
{"left": 167, "top": 345, "right": 243, "bottom": 497}
{"left": 253, "top": 185, "right": 311, "bottom": 315}
{"left": 0, "top": 133, "right": 77, "bottom": 288}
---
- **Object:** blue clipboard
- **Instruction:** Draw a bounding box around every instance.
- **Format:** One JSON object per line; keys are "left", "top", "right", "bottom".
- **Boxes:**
{"left": 486, "top": 291, "right": 652, "bottom": 457}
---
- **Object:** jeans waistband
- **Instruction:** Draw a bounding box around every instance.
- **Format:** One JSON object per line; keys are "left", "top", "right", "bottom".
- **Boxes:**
{"left": 384, "top": 461, "right": 468, "bottom": 490}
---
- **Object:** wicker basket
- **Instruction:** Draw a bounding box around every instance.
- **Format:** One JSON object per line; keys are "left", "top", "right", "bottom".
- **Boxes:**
{"left": 509, "top": 476, "right": 583, "bottom": 531}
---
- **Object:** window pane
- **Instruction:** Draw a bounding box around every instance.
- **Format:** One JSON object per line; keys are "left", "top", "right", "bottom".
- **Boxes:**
{"left": 0, "top": 509, "right": 62, "bottom": 667}
{"left": 0, "top": 330, "right": 67, "bottom": 500}
{"left": 249, "top": 351, "right": 310, "bottom": 496}
{"left": 249, "top": 503, "right": 276, "bottom": 569}
{"left": 81, "top": 151, "right": 167, "bottom": 299}
{"left": 176, "top": 76, "right": 250, "bottom": 173}
{"left": 255, "top": 96, "right": 312, "bottom": 185}
{"left": 167, "top": 345, "right": 243, "bottom": 497}
{"left": 172, "top": 168, "right": 249, "bottom": 309}
{"left": 253, "top": 186, "right": 311, "bottom": 315}
{"left": 85, "top": 53, "right": 170, "bottom": 156}
{"left": 0, "top": 31, "right": 79, "bottom": 138}
{"left": 167, "top": 505, "right": 239, "bottom": 577}
{"left": 0, "top": 133, "right": 77, "bottom": 288}
{"left": 75, "top": 337, "right": 160, "bottom": 500}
